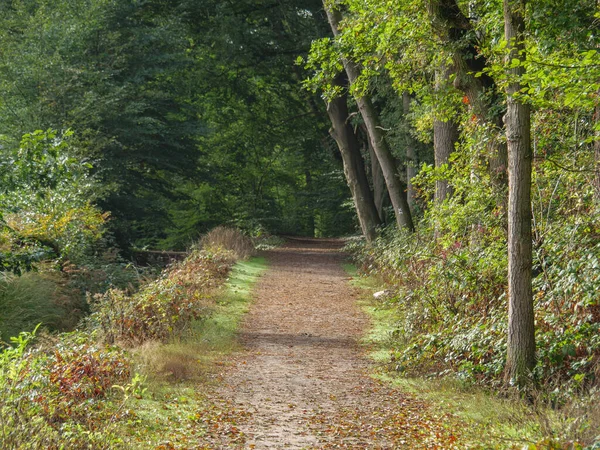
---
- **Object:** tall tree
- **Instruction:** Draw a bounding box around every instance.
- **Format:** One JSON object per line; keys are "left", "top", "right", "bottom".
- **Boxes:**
{"left": 504, "top": 0, "right": 535, "bottom": 385}
{"left": 433, "top": 66, "right": 459, "bottom": 203}
{"left": 324, "top": 3, "right": 414, "bottom": 231}
{"left": 327, "top": 74, "right": 382, "bottom": 241}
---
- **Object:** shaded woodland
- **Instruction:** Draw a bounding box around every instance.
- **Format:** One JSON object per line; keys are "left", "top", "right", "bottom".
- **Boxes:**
{"left": 0, "top": 0, "right": 599, "bottom": 447}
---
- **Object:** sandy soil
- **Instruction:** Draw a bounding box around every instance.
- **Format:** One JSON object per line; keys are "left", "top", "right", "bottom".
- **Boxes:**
{"left": 210, "top": 238, "right": 458, "bottom": 449}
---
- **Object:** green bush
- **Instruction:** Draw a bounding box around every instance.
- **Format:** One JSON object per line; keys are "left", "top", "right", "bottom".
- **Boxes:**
{"left": 348, "top": 223, "right": 509, "bottom": 383}
{"left": 0, "top": 130, "right": 107, "bottom": 268}
{"left": 0, "top": 329, "right": 131, "bottom": 449}
{"left": 89, "top": 248, "right": 234, "bottom": 345}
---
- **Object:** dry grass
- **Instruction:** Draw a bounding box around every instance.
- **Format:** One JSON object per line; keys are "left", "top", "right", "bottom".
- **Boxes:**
{"left": 134, "top": 341, "right": 205, "bottom": 382}
{"left": 199, "top": 226, "right": 254, "bottom": 260}
{"left": 538, "top": 387, "right": 600, "bottom": 445}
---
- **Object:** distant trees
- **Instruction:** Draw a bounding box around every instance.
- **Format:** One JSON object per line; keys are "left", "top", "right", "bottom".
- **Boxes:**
{"left": 0, "top": 0, "right": 356, "bottom": 249}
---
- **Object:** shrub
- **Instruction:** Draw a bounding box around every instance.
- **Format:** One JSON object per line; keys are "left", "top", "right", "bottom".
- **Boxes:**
{"left": 89, "top": 248, "right": 234, "bottom": 345}
{"left": 0, "top": 329, "right": 131, "bottom": 449}
{"left": 199, "top": 226, "right": 254, "bottom": 260}
{"left": 0, "top": 130, "right": 107, "bottom": 266}
{"left": 347, "top": 224, "right": 509, "bottom": 382}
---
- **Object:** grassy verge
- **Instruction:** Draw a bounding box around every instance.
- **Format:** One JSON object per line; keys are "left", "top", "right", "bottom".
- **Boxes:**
{"left": 343, "top": 263, "right": 579, "bottom": 449}
{"left": 119, "top": 256, "right": 268, "bottom": 448}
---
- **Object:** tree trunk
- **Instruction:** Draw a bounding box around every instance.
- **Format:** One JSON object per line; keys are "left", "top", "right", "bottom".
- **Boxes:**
{"left": 325, "top": 5, "right": 415, "bottom": 231}
{"left": 369, "top": 143, "right": 388, "bottom": 222}
{"left": 504, "top": 0, "right": 535, "bottom": 386}
{"left": 403, "top": 92, "right": 418, "bottom": 214}
{"left": 434, "top": 119, "right": 457, "bottom": 203}
{"left": 304, "top": 169, "right": 316, "bottom": 237}
{"left": 595, "top": 101, "right": 600, "bottom": 201}
{"left": 427, "top": 0, "right": 508, "bottom": 189}
{"left": 326, "top": 75, "right": 381, "bottom": 242}
{"left": 433, "top": 68, "right": 459, "bottom": 203}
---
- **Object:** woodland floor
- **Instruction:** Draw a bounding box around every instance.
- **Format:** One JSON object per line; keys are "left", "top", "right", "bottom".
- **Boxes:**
{"left": 197, "top": 238, "right": 461, "bottom": 449}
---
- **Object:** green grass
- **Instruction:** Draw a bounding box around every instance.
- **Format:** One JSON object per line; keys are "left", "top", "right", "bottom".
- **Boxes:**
{"left": 341, "top": 263, "right": 575, "bottom": 449}
{"left": 189, "top": 256, "right": 268, "bottom": 353}
{"left": 119, "top": 256, "right": 268, "bottom": 448}
{"left": 0, "top": 272, "right": 66, "bottom": 341}
{"left": 376, "top": 374, "right": 547, "bottom": 448}
{"left": 341, "top": 262, "right": 358, "bottom": 278}
{"left": 225, "top": 256, "right": 268, "bottom": 298}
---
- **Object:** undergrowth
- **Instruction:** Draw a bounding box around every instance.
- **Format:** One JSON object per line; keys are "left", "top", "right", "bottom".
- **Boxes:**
{"left": 0, "top": 328, "right": 132, "bottom": 449}
{"left": 0, "top": 226, "right": 258, "bottom": 449}
{"left": 117, "top": 256, "right": 268, "bottom": 448}
{"left": 344, "top": 130, "right": 600, "bottom": 447}
{"left": 347, "top": 221, "right": 600, "bottom": 403}
{"left": 88, "top": 249, "right": 234, "bottom": 345}
{"left": 346, "top": 264, "right": 600, "bottom": 449}
{"left": 347, "top": 227, "right": 600, "bottom": 446}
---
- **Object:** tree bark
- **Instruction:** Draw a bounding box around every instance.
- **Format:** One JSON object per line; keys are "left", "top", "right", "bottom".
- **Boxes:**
{"left": 427, "top": 0, "right": 508, "bottom": 189}
{"left": 403, "top": 92, "right": 418, "bottom": 214}
{"left": 504, "top": 0, "right": 535, "bottom": 386}
{"left": 326, "top": 74, "right": 382, "bottom": 242}
{"left": 434, "top": 119, "right": 458, "bottom": 203}
{"left": 595, "top": 101, "right": 600, "bottom": 201}
{"left": 325, "top": 5, "right": 415, "bottom": 231}
{"left": 433, "top": 68, "right": 459, "bottom": 203}
{"left": 369, "top": 142, "right": 388, "bottom": 222}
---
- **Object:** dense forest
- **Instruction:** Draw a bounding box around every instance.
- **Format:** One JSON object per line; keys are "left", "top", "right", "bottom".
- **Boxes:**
{"left": 0, "top": 0, "right": 599, "bottom": 448}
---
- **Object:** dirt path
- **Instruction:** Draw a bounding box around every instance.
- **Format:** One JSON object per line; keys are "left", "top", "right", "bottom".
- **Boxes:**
{"left": 210, "top": 238, "right": 458, "bottom": 449}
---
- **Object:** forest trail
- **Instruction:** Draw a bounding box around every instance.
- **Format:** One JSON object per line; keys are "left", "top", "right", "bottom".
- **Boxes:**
{"left": 210, "top": 238, "right": 459, "bottom": 449}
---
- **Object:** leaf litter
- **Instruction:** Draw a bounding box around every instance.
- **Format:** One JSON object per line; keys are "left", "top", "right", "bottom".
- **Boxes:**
{"left": 179, "top": 238, "right": 462, "bottom": 449}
